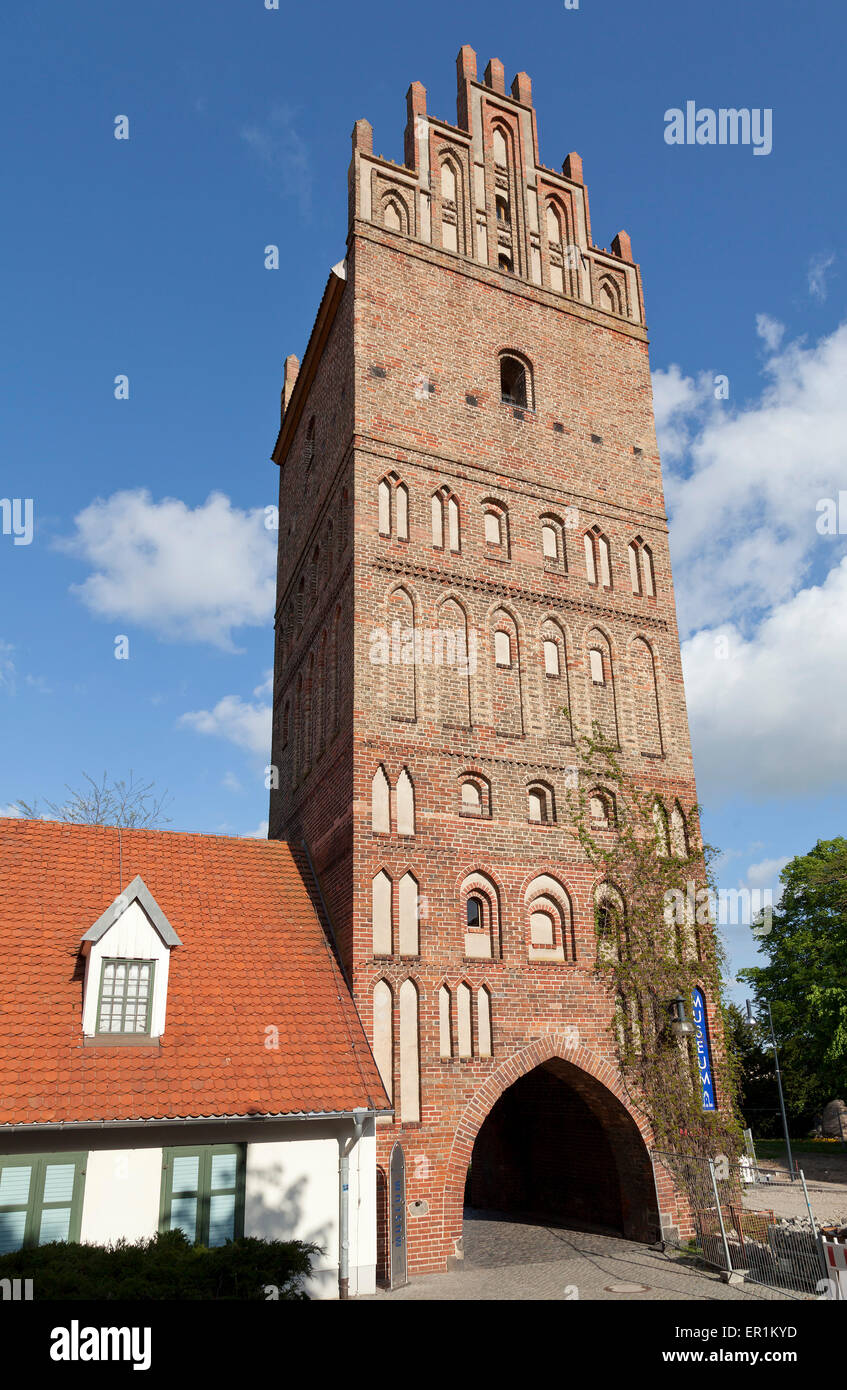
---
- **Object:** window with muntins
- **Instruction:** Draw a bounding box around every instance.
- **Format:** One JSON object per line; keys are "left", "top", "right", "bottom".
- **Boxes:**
{"left": 160, "top": 1145, "right": 245, "bottom": 1247}
{"left": 96, "top": 959, "right": 155, "bottom": 1034}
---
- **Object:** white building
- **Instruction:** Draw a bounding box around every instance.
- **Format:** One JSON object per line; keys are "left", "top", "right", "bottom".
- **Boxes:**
{"left": 0, "top": 820, "right": 391, "bottom": 1297}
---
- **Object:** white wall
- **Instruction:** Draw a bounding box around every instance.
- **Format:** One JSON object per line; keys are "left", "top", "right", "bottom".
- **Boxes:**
{"left": 39, "top": 1119, "right": 377, "bottom": 1299}
{"left": 245, "top": 1123, "right": 376, "bottom": 1298}
{"left": 80, "top": 1146, "right": 162, "bottom": 1245}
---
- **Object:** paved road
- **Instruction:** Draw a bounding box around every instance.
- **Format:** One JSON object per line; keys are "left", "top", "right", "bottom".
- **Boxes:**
{"left": 365, "top": 1210, "right": 799, "bottom": 1301}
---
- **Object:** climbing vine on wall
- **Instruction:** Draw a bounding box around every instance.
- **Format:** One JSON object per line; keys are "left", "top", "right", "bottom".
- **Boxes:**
{"left": 564, "top": 720, "right": 743, "bottom": 1165}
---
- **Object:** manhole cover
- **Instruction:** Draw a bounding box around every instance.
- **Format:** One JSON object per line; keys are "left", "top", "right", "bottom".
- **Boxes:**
{"left": 604, "top": 1282, "right": 651, "bottom": 1293}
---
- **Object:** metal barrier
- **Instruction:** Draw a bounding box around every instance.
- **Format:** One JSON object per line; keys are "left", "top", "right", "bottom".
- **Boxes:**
{"left": 652, "top": 1150, "right": 829, "bottom": 1299}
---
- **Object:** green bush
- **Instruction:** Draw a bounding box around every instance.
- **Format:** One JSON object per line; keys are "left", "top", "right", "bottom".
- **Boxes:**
{"left": 0, "top": 1229, "right": 319, "bottom": 1300}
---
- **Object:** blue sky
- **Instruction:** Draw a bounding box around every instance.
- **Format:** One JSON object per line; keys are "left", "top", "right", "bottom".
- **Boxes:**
{"left": 2, "top": 0, "right": 845, "bottom": 999}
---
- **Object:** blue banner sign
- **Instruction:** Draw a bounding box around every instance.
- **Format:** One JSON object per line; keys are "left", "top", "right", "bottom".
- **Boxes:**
{"left": 389, "top": 1142, "right": 407, "bottom": 1289}
{"left": 691, "top": 987, "right": 716, "bottom": 1111}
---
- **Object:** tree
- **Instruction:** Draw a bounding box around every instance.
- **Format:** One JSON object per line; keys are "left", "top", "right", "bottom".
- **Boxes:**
{"left": 564, "top": 718, "right": 742, "bottom": 1164}
{"left": 739, "top": 837, "right": 847, "bottom": 1130}
{"left": 15, "top": 771, "right": 172, "bottom": 830}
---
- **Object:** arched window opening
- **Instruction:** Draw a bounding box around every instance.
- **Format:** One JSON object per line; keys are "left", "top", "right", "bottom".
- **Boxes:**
{"left": 438, "top": 985, "right": 452, "bottom": 1058}
{"left": 590, "top": 789, "right": 614, "bottom": 829}
{"left": 378, "top": 473, "right": 409, "bottom": 541}
{"left": 398, "top": 979, "right": 420, "bottom": 1123}
{"left": 525, "top": 875, "right": 573, "bottom": 962}
{"left": 530, "top": 907, "right": 555, "bottom": 947}
{"left": 670, "top": 802, "right": 689, "bottom": 859}
{"left": 396, "top": 767, "right": 415, "bottom": 836}
{"left": 459, "top": 773, "right": 490, "bottom": 818}
{"left": 585, "top": 525, "right": 612, "bottom": 589}
{"left": 371, "top": 765, "right": 390, "bottom": 834}
{"left": 456, "top": 982, "right": 473, "bottom": 1058}
{"left": 477, "top": 988, "right": 492, "bottom": 1057}
{"left": 461, "top": 872, "right": 500, "bottom": 960}
{"left": 498, "top": 253, "right": 513, "bottom": 273}
{"left": 499, "top": 354, "right": 530, "bottom": 408}
{"left": 484, "top": 509, "right": 503, "bottom": 545}
{"left": 386, "top": 587, "right": 416, "bottom": 721}
{"left": 584, "top": 532, "right": 596, "bottom": 584}
{"left": 599, "top": 277, "right": 622, "bottom": 316}
{"left": 396, "top": 483, "right": 409, "bottom": 540}
{"left": 447, "top": 495, "right": 460, "bottom": 551}
{"left": 527, "top": 784, "right": 553, "bottom": 824}
{"left": 383, "top": 199, "right": 401, "bottom": 232}
{"left": 440, "top": 161, "right": 457, "bottom": 202}
{"left": 372, "top": 981, "right": 393, "bottom": 1100}
{"left": 372, "top": 870, "right": 392, "bottom": 956}
{"left": 431, "top": 493, "right": 443, "bottom": 548}
{"left": 596, "top": 886, "right": 627, "bottom": 963}
{"left": 495, "top": 195, "right": 510, "bottom": 225}
{"left": 628, "top": 541, "right": 641, "bottom": 595}
{"left": 494, "top": 629, "right": 512, "bottom": 667}
{"left": 378, "top": 479, "right": 391, "bottom": 536}
{"left": 642, "top": 545, "right": 655, "bottom": 598}
{"left": 432, "top": 487, "right": 460, "bottom": 551}
{"left": 398, "top": 872, "right": 419, "bottom": 956}
{"left": 652, "top": 801, "right": 670, "bottom": 856}
{"left": 598, "top": 533, "right": 612, "bottom": 588}
{"left": 542, "top": 524, "right": 558, "bottom": 560}
{"left": 492, "top": 128, "right": 508, "bottom": 167}
{"left": 546, "top": 204, "right": 562, "bottom": 245}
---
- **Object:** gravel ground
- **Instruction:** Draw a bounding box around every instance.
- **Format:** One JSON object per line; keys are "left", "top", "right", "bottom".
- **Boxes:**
{"left": 744, "top": 1151, "right": 847, "bottom": 1227}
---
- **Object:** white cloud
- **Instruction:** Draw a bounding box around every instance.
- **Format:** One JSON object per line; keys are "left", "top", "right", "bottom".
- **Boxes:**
{"left": 221, "top": 772, "right": 243, "bottom": 793}
{"left": 664, "top": 320, "right": 847, "bottom": 636}
{"left": 0, "top": 642, "right": 17, "bottom": 693}
{"left": 59, "top": 490, "right": 276, "bottom": 651}
{"left": 682, "top": 556, "right": 847, "bottom": 798}
{"left": 180, "top": 695, "right": 271, "bottom": 758}
{"left": 808, "top": 251, "right": 835, "bottom": 301}
{"left": 651, "top": 364, "right": 714, "bottom": 463}
{"left": 755, "top": 313, "right": 785, "bottom": 352}
{"left": 242, "top": 820, "right": 269, "bottom": 839}
{"left": 241, "top": 106, "right": 312, "bottom": 217}
{"left": 0, "top": 804, "right": 23, "bottom": 818}
{"left": 744, "top": 856, "right": 790, "bottom": 891}
{"left": 180, "top": 674, "right": 272, "bottom": 759}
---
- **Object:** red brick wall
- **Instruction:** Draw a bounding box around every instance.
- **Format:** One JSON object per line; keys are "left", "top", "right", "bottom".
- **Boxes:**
{"left": 271, "top": 50, "right": 705, "bottom": 1277}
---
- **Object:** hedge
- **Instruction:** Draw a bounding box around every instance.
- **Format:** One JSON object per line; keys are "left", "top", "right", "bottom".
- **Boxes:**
{"left": 0, "top": 1230, "right": 319, "bottom": 1299}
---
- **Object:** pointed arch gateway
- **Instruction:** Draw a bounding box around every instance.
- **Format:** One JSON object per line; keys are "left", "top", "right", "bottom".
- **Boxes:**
{"left": 445, "top": 1035, "right": 659, "bottom": 1256}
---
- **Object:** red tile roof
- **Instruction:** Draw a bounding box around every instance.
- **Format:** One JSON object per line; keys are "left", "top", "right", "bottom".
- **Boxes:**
{"left": 0, "top": 819, "right": 390, "bottom": 1127}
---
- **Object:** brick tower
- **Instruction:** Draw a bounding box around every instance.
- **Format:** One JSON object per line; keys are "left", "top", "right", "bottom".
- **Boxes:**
{"left": 269, "top": 46, "right": 702, "bottom": 1276}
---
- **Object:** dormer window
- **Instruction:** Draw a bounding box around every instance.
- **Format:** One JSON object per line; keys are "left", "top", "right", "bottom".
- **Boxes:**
{"left": 80, "top": 876, "right": 181, "bottom": 1044}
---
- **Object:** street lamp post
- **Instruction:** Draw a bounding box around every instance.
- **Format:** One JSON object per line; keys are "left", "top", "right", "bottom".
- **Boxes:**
{"left": 747, "top": 998, "right": 795, "bottom": 1182}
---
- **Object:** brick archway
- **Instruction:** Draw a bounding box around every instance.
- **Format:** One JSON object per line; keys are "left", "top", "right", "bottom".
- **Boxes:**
{"left": 442, "top": 1033, "right": 658, "bottom": 1255}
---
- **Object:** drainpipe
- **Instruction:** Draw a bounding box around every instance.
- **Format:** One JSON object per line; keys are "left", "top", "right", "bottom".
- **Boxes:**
{"left": 339, "top": 1108, "right": 368, "bottom": 1300}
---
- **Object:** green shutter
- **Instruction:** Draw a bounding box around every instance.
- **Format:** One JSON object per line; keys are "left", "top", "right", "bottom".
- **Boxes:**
{"left": 0, "top": 1153, "right": 86, "bottom": 1251}
{"left": 159, "top": 1144, "right": 245, "bottom": 1246}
